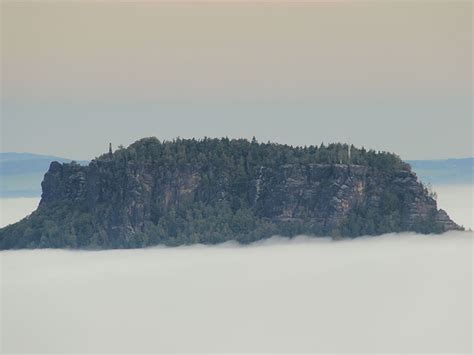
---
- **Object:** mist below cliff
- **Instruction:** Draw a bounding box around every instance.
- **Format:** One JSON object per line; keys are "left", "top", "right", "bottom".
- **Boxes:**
{"left": 1, "top": 231, "right": 472, "bottom": 353}
{"left": 0, "top": 184, "right": 472, "bottom": 353}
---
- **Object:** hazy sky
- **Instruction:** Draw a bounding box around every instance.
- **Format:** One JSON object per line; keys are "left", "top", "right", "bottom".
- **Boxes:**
{"left": 1, "top": 1, "right": 472, "bottom": 160}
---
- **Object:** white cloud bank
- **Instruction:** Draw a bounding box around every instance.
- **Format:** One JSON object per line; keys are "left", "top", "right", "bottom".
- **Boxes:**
{"left": 0, "top": 184, "right": 472, "bottom": 353}
{"left": 433, "top": 184, "right": 473, "bottom": 230}
{"left": 1, "top": 232, "right": 472, "bottom": 353}
{"left": 0, "top": 197, "right": 39, "bottom": 228}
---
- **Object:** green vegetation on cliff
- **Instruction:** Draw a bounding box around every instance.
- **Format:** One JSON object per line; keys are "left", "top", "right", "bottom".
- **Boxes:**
{"left": 0, "top": 138, "right": 460, "bottom": 249}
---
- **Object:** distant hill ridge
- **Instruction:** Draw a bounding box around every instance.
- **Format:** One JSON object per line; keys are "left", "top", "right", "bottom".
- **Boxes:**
{"left": 0, "top": 153, "right": 88, "bottom": 197}
{"left": 407, "top": 157, "right": 473, "bottom": 185}
{"left": 0, "top": 138, "right": 462, "bottom": 249}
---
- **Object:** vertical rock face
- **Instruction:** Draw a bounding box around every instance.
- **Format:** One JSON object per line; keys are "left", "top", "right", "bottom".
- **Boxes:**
{"left": 0, "top": 138, "right": 462, "bottom": 249}
{"left": 249, "top": 163, "right": 458, "bottom": 233}
{"left": 253, "top": 164, "right": 369, "bottom": 228}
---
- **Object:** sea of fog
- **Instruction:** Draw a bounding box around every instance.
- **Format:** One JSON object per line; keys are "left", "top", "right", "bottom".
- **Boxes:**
{"left": 1, "top": 185, "right": 473, "bottom": 353}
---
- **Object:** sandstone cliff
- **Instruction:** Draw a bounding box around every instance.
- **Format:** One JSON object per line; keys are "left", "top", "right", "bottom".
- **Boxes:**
{"left": 0, "top": 138, "right": 461, "bottom": 249}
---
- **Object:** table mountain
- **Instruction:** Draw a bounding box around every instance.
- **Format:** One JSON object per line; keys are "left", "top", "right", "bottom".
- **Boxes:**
{"left": 0, "top": 137, "right": 462, "bottom": 249}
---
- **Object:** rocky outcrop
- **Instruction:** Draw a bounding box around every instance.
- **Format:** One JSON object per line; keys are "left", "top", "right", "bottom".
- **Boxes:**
{"left": 0, "top": 138, "right": 462, "bottom": 249}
